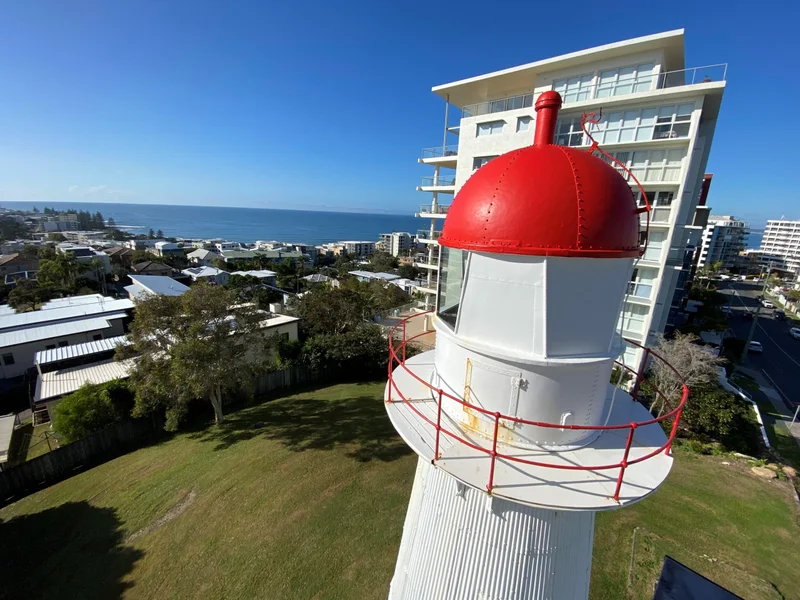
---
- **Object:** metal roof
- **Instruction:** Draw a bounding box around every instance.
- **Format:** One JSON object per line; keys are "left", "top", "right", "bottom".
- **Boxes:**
{"left": 231, "top": 269, "right": 277, "bottom": 278}
{"left": 128, "top": 275, "right": 189, "bottom": 297}
{"left": 34, "top": 335, "right": 131, "bottom": 366}
{"left": 0, "top": 298, "right": 133, "bottom": 331}
{"left": 349, "top": 270, "right": 400, "bottom": 281}
{"left": 0, "top": 315, "right": 122, "bottom": 347}
{"left": 39, "top": 294, "right": 108, "bottom": 309}
{"left": 35, "top": 358, "right": 135, "bottom": 402}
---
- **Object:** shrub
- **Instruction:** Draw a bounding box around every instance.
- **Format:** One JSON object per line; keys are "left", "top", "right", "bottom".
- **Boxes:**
{"left": 678, "top": 384, "right": 760, "bottom": 455}
{"left": 51, "top": 380, "right": 134, "bottom": 443}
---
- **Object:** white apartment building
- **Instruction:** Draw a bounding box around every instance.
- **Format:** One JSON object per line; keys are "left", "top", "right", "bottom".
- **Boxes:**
{"left": 698, "top": 215, "right": 749, "bottom": 269}
{"left": 759, "top": 219, "right": 800, "bottom": 276}
{"left": 416, "top": 29, "right": 726, "bottom": 367}
{"left": 379, "top": 232, "right": 413, "bottom": 257}
{"left": 340, "top": 241, "right": 376, "bottom": 257}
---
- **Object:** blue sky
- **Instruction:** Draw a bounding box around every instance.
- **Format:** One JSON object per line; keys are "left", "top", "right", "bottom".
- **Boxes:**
{"left": 0, "top": 1, "right": 796, "bottom": 227}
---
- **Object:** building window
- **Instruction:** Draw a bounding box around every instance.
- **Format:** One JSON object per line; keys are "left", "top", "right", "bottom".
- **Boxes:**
{"left": 566, "top": 103, "right": 694, "bottom": 146}
{"left": 517, "top": 116, "right": 532, "bottom": 133}
{"left": 653, "top": 104, "right": 694, "bottom": 139}
{"left": 618, "top": 303, "right": 649, "bottom": 334}
{"left": 628, "top": 268, "right": 656, "bottom": 299}
{"left": 552, "top": 73, "right": 594, "bottom": 103}
{"left": 280, "top": 332, "right": 290, "bottom": 341}
{"left": 1, "top": 353, "right": 14, "bottom": 366}
{"left": 93, "top": 334, "right": 103, "bottom": 341}
{"left": 437, "top": 247, "right": 467, "bottom": 329}
{"left": 642, "top": 230, "right": 667, "bottom": 262}
{"left": 472, "top": 156, "right": 498, "bottom": 171}
{"left": 555, "top": 117, "right": 585, "bottom": 146}
{"left": 476, "top": 121, "right": 504, "bottom": 137}
{"left": 602, "top": 149, "right": 686, "bottom": 182}
{"left": 596, "top": 63, "right": 656, "bottom": 98}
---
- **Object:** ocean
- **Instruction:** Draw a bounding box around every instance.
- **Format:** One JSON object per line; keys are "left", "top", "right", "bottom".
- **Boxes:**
{"left": 1, "top": 202, "right": 421, "bottom": 245}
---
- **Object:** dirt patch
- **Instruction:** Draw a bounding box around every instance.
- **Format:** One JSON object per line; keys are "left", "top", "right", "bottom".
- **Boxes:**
{"left": 126, "top": 490, "right": 197, "bottom": 544}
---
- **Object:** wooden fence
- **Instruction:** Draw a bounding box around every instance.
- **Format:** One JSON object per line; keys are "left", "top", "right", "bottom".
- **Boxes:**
{"left": 0, "top": 417, "right": 161, "bottom": 507}
{"left": 254, "top": 365, "right": 332, "bottom": 396}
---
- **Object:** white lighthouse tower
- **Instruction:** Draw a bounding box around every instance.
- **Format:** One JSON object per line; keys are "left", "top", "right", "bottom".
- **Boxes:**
{"left": 385, "top": 91, "right": 688, "bottom": 600}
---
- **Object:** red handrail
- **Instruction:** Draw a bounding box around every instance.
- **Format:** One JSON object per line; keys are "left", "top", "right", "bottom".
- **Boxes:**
{"left": 386, "top": 312, "right": 689, "bottom": 503}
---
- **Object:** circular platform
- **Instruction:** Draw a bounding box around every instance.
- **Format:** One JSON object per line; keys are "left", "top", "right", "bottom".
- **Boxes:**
{"left": 385, "top": 351, "right": 674, "bottom": 512}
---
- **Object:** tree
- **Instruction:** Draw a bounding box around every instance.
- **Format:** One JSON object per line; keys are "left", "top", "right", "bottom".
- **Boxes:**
{"left": 130, "top": 250, "right": 159, "bottom": 265}
{"left": 51, "top": 380, "right": 133, "bottom": 443}
{"left": 368, "top": 250, "right": 398, "bottom": 273}
{"left": 107, "top": 216, "right": 116, "bottom": 228}
{"left": 398, "top": 264, "right": 419, "bottom": 280}
{"left": 47, "top": 233, "right": 67, "bottom": 242}
{"left": 156, "top": 229, "right": 164, "bottom": 238}
{"left": 148, "top": 228, "right": 155, "bottom": 239}
{"left": 786, "top": 289, "right": 800, "bottom": 303}
{"left": 7, "top": 279, "right": 56, "bottom": 311}
{"left": 37, "top": 254, "right": 87, "bottom": 291}
{"left": 124, "top": 284, "right": 277, "bottom": 429}
{"left": 646, "top": 332, "right": 724, "bottom": 417}
{"left": 21, "top": 244, "right": 40, "bottom": 257}
{"left": 300, "top": 324, "right": 388, "bottom": 376}
{"left": 678, "top": 385, "right": 759, "bottom": 454}
{"left": 0, "top": 283, "right": 9, "bottom": 304}
{"left": 0, "top": 217, "right": 28, "bottom": 241}
{"left": 105, "top": 228, "right": 128, "bottom": 242}
{"left": 37, "top": 246, "right": 57, "bottom": 260}
{"left": 293, "top": 286, "right": 372, "bottom": 336}
{"left": 32, "top": 206, "right": 39, "bottom": 213}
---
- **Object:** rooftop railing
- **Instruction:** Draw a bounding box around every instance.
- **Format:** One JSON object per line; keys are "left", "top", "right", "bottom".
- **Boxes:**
{"left": 387, "top": 311, "right": 689, "bottom": 502}
{"left": 414, "top": 254, "right": 439, "bottom": 266}
{"left": 421, "top": 145, "right": 459, "bottom": 159}
{"left": 419, "top": 176, "right": 455, "bottom": 188}
{"left": 417, "top": 229, "right": 443, "bottom": 240}
{"left": 419, "top": 204, "right": 450, "bottom": 215}
{"left": 462, "top": 64, "right": 728, "bottom": 118}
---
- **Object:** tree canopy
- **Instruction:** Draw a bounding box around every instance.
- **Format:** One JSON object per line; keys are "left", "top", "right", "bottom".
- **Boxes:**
{"left": 123, "top": 284, "right": 278, "bottom": 429}
{"left": 51, "top": 380, "right": 134, "bottom": 443}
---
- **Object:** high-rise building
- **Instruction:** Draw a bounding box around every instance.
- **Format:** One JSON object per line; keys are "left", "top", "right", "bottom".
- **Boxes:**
{"left": 416, "top": 29, "right": 726, "bottom": 367}
{"left": 697, "top": 215, "right": 749, "bottom": 269}
{"left": 758, "top": 219, "right": 800, "bottom": 276}
{"left": 379, "top": 232, "right": 413, "bottom": 257}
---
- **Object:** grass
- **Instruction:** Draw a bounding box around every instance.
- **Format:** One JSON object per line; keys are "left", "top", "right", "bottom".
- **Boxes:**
{"left": 1, "top": 382, "right": 799, "bottom": 599}
{"left": 7, "top": 423, "right": 58, "bottom": 465}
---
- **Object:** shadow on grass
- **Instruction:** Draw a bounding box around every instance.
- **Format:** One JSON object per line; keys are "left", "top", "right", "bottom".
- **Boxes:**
{"left": 191, "top": 392, "right": 413, "bottom": 462}
{"left": 0, "top": 502, "right": 143, "bottom": 600}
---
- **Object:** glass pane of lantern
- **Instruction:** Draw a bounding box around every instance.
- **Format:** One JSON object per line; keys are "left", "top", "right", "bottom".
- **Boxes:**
{"left": 437, "top": 247, "right": 467, "bottom": 329}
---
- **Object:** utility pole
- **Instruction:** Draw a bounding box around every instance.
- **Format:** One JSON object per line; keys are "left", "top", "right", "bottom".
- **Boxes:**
{"left": 741, "top": 262, "right": 772, "bottom": 362}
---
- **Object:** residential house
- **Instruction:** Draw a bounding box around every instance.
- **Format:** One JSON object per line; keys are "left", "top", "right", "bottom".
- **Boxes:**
{"left": 182, "top": 266, "right": 230, "bottom": 286}
{"left": 56, "top": 243, "right": 112, "bottom": 277}
{"left": 187, "top": 248, "right": 221, "bottom": 266}
{"left": 0, "top": 296, "right": 134, "bottom": 380}
{"left": 104, "top": 246, "right": 136, "bottom": 266}
{"left": 231, "top": 270, "right": 277, "bottom": 286}
{"left": 154, "top": 241, "right": 184, "bottom": 258}
{"left": 131, "top": 260, "right": 173, "bottom": 277}
{"left": 349, "top": 270, "right": 400, "bottom": 283}
{"left": 124, "top": 239, "right": 166, "bottom": 251}
{"left": 0, "top": 253, "right": 39, "bottom": 284}
{"left": 125, "top": 275, "right": 189, "bottom": 300}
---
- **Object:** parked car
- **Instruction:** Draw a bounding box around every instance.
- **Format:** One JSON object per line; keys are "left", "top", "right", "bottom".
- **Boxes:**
{"left": 748, "top": 341, "right": 763, "bottom": 353}
{"left": 790, "top": 327, "right": 800, "bottom": 340}
{"left": 762, "top": 299, "right": 775, "bottom": 309}
{"left": 774, "top": 309, "right": 786, "bottom": 321}
{"left": 742, "top": 310, "right": 754, "bottom": 320}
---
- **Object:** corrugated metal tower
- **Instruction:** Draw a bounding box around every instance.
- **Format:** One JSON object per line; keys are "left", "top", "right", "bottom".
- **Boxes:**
{"left": 385, "top": 91, "right": 689, "bottom": 600}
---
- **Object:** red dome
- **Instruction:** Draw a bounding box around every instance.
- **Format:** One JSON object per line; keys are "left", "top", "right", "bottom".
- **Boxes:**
{"left": 439, "top": 92, "right": 641, "bottom": 258}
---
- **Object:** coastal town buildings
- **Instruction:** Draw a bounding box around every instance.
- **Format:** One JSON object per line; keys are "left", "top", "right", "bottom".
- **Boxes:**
{"left": 416, "top": 29, "right": 726, "bottom": 367}
{"left": 131, "top": 260, "right": 172, "bottom": 277}
{"left": 757, "top": 219, "right": 800, "bottom": 277}
{"left": 0, "top": 253, "right": 39, "bottom": 283}
{"left": 125, "top": 275, "right": 189, "bottom": 300}
{"left": 56, "top": 243, "right": 112, "bottom": 276}
{"left": 182, "top": 266, "right": 230, "bottom": 286}
{"left": 697, "top": 215, "right": 749, "bottom": 269}
{"left": 379, "top": 232, "right": 413, "bottom": 257}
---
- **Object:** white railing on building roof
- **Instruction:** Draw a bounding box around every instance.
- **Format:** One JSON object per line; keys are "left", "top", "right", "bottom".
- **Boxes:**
{"left": 417, "top": 229, "right": 443, "bottom": 240}
{"left": 419, "top": 204, "right": 450, "bottom": 215}
{"left": 421, "top": 145, "right": 459, "bottom": 159}
{"left": 462, "top": 64, "right": 728, "bottom": 118}
{"left": 419, "top": 176, "right": 455, "bottom": 188}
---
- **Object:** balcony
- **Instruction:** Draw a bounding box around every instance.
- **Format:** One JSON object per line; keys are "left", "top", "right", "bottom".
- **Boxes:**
{"left": 462, "top": 64, "right": 727, "bottom": 118}
{"left": 414, "top": 254, "right": 439, "bottom": 269}
{"left": 417, "top": 229, "right": 443, "bottom": 243}
{"left": 418, "top": 204, "right": 450, "bottom": 218}
{"left": 417, "top": 176, "right": 456, "bottom": 194}
{"left": 419, "top": 145, "right": 459, "bottom": 168}
{"left": 414, "top": 276, "right": 439, "bottom": 293}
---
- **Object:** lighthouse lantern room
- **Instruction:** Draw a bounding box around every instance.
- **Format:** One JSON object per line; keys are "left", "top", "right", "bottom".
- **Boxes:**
{"left": 384, "top": 91, "right": 689, "bottom": 600}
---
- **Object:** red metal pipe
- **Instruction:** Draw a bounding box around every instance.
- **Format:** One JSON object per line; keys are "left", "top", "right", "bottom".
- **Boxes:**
{"left": 434, "top": 389, "right": 443, "bottom": 461}
{"left": 533, "top": 91, "right": 562, "bottom": 147}
{"left": 613, "top": 423, "right": 638, "bottom": 502}
{"left": 487, "top": 412, "right": 501, "bottom": 493}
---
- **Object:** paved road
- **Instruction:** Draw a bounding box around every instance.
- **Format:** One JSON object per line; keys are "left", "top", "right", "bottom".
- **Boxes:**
{"left": 718, "top": 281, "right": 800, "bottom": 407}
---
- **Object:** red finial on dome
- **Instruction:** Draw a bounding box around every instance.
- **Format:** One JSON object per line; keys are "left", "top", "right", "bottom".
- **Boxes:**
{"left": 437, "top": 91, "right": 640, "bottom": 258}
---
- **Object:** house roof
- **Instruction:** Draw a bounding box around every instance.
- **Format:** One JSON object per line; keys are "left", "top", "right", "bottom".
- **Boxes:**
{"left": 302, "top": 273, "right": 331, "bottom": 282}
{"left": 0, "top": 253, "right": 37, "bottom": 266}
{"left": 126, "top": 275, "right": 189, "bottom": 298}
{"left": 104, "top": 246, "right": 134, "bottom": 257}
{"left": 0, "top": 315, "right": 123, "bottom": 348}
{"left": 349, "top": 270, "right": 400, "bottom": 281}
{"left": 35, "top": 358, "right": 135, "bottom": 403}
{"left": 182, "top": 266, "right": 226, "bottom": 278}
{"left": 221, "top": 250, "right": 257, "bottom": 260}
{"left": 231, "top": 269, "right": 277, "bottom": 279}
{"left": 34, "top": 335, "right": 131, "bottom": 366}
{"left": 132, "top": 260, "right": 172, "bottom": 273}
{"left": 187, "top": 248, "right": 220, "bottom": 259}
{"left": 0, "top": 298, "right": 134, "bottom": 332}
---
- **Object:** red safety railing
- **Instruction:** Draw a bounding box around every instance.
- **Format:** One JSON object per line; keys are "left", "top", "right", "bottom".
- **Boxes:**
{"left": 386, "top": 312, "right": 689, "bottom": 503}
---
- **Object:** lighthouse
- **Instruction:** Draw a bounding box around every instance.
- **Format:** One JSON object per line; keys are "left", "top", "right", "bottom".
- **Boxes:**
{"left": 385, "top": 91, "right": 688, "bottom": 599}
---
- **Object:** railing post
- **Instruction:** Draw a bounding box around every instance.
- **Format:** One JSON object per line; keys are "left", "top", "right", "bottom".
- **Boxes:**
{"left": 487, "top": 412, "right": 501, "bottom": 493}
{"left": 387, "top": 336, "right": 393, "bottom": 403}
{"left": 434, "top": 389, "right": 443, "bottom": 461}
{"left": 630, "top": 348, "right": 649, "bottom": 402}
{"left": 402, "top": 321, "right": 407, "bottom": 363}
{"left": 613, "top": 423, "right": 638, "bottom": 502}
{"left": 691, "top": 67, "right": 696, "bottom": 85}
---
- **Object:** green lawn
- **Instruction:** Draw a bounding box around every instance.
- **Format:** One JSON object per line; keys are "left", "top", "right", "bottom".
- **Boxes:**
{"left": 7, "top": 423, "right": 58, "bottom": 465}
{"left": 1, "top": 382, "right": 799, "bottom": 599}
